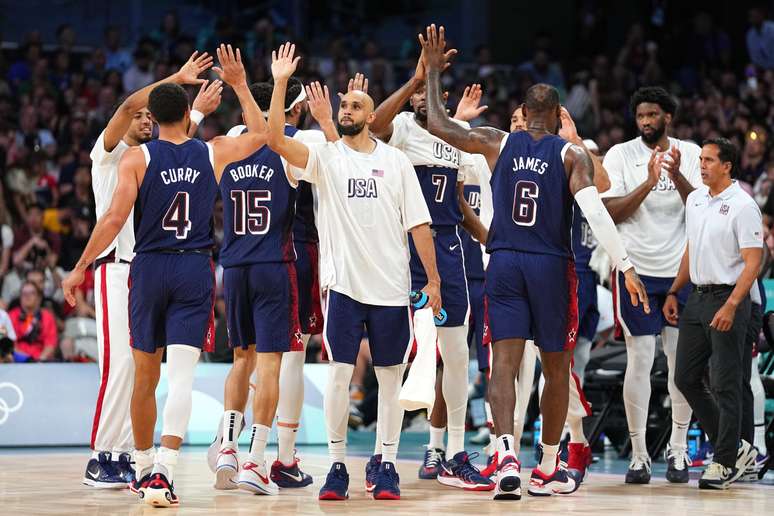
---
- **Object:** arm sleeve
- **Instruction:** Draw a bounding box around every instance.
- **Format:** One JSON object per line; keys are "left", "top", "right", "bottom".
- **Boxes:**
{"left": 600, "top": 146, "right": 626, "bottom": 198}
{"left": 399, "top": 153, "right": 433, "bottom": 231}
{"left": 735, "top": 202, "right": 764, "bottom": 249}
{"left": 575, "top": 186, "right": 633, "bottom": 271}
{"left": 292, "top": 142, "right": 325, "bottom": 184}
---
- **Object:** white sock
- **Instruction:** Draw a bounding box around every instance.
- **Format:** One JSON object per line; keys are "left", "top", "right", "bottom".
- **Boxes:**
{"left": 162, "top": 344, "right": 201, "bottom": 438}
{"left": 133, "top": 447, "right": 155, "bottom": 479}
{"left": 572, "top": 337, "right": 592, "bottom": 387}
{"left": 438, "top": 325, "right": 469, "bottom": 457}
{"left": 662, "top": 326, "right": 690, "bottom": 449}
{"left": 496, "top": 434, "right": 516, "bottom": 459}
{"left": 538, "top": 442, "right": 558, "bottom": 475}
{"left": 153, "top": 446, "right": 179, "bottom": 483}
{"left": 248, "top": 424, "right": 270, "bottom": 465}
{"left": 623, "top": 335, "right": 655, "bottom": 457}
{"left": 325, "top": 361, "right": 354, "bottom": 464}
{"left": 220, "top": 410, "right": 243, "bottom": 451}
{"left": 375, "top": 364, "right": 406, "bottom": 464}
{"left": 754, "top": 424, "right": 767, "bottom": 455}
{"left": 374, "top": 421, "right": 382, "bottom": 456}
{"left": 277, "top": 336, "right": 308, "bottom": 465}
{"left": 751, "top": 355, "right": 767, "bottom": 454}
{"left": 429, "top": 426, "right": 446, "bottom": 450}
{"left": 514, "top": 341, "right": 537, "bottom": 456}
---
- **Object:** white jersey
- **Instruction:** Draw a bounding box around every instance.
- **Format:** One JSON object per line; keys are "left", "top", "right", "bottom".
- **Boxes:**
{"left": 465, "top": 154, "right": 493, "bottom": 230}
{"left": 90, "top": 131, "right": 136, "bottom": 262}
{"left": 294, "top": 139, "right": 431, "bottom": 306}
{"left": 601, "top": 136, "right": 702, "bottom": 277}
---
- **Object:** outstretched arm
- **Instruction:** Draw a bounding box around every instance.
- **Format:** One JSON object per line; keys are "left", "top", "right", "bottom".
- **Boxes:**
{"left": 267, "top": 43, "right": 310, "bottom": 169}
{"left": 370, "top": 56, "right": 427, "bottom": 141}
{"left": 104, "top": 51, "right": 212, "bottom": 152}
{"left": 306, "top": 81, "right": 339, "bottom": 142}
{"left": 558, "top": 107, "right": 610, "bottom": 193}
{"left": 421, "top": 25, "right": 506, "bottom": 171}
{"left": 187, "top": 79, "right": 223, "bottom": 137}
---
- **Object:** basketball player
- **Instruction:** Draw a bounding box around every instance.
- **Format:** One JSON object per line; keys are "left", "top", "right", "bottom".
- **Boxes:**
{"left": 63, "top": 44, "right": 267, "bottom": 507}
{"left": 601, "top": 86, "right": 702, "bottom": 484}
{"left": 267, "top": 43, "right": 441, "bottom": 501}
{"left": 83, "top": 51, "right": 213, "bottom": 488}
{"left": 369, "top": 46, "right": 490, "bottom": 490}
{"left": 420, "top": 24, "right": 648, "bottom": 500}
{"left": 210, "top": 79, "right": 338, "bottom": 493}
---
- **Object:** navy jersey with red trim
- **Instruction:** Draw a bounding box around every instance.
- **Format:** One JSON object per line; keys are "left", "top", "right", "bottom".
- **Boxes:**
{"left": 461, "top": 184, "right": 484, "bottom": 280}
{"left": 415, "top": 164, "right": 463, "bottom": 227}
{"left": 219, "top": 125, "right": 298, "bottom": 267}
{"left": 487, "top": 131, "right": 573, "bottom": 257}
{"left": 134, "top": 139, "right": 217, "bottom": 253}
{"left": 293, "top": 180, "right": 318, "bottom": 243}
{"left": 571, "top": 204, "right": 596, "bottom": 272}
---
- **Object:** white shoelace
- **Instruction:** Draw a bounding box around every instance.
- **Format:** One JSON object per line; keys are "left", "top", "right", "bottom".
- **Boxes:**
{"left": 668, "top": 446, "right": 690, "bottom": 471}
{"left": 629, "top": 455, "right": 651, "bottom": 472}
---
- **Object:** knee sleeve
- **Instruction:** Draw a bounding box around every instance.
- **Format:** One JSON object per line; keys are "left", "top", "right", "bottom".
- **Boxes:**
{"left": 375, "top": 364, "right": 406, "bottom": 463}
{"left": 623, "top": 335, "right": 655, "bottom": 432}
{"left": 438, "top": 325, "right": 469, "bottom": 456}
{"left": 161, "top": 345, "right": 201, "bottom": 438}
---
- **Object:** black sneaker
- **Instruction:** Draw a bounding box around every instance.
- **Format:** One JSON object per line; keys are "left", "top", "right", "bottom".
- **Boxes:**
{"left": 665, "top": 445, "right": 690, "bottom": 483}
{"left": 114, "top": 452, "right": 136, "bottom": 485}
{"left": 624, "top": 455, "right": 651, "bottom": 484}
{"left": 699, "top": 462, "right": 735, "bottom": 490}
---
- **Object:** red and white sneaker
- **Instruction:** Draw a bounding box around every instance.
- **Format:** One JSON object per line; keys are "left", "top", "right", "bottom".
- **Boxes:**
{"left": 237, "top": 461, "right": 279, "bottom": 495}
{"left": 143, "top": 472, "right": 179, "bottom": 507}
{"left": 480, "top": 452, "right": 499, "bottom": 479}
{"left": 566, "top": 443, "right": 592, "bottom": 483}
{"left": 493, "top": 455, "right": 521, "bottom": 500}
{"left": 528, "top": 462, "right": 578, "bottom": 496}
{"left": 214, "top": 448, "right": 239, "bottom": 490}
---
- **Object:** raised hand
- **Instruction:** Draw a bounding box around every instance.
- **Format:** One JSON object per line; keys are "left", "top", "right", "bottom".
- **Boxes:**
{"left": 306, "top": 81, "right": 333, "bottom": 123}
{"left": 271, "top": 42, "right": 301, "bottom": 81}
{"left": 663, "top": 146, "right": 682, "bottom": 181}
{"left": 646, "top": 146, "right": 664, "bottom": 189}
{"left": 213, "top": 44, "right": 246, "bottom": 87}
{"left": 454, "top": 83, "right": 488, "bottom": 121}
{"left": 176, "top": 51, "right": 213, "bottom": 85}
{"left": 558, "top": 107, "right": 581, "bottom": 144}
{"left": 418, "top": 24, "right": 458, "bottom": 71}
{"left": 192, "top": 79, "right": 223, "bottom": 116}
{"left": 338, "top": 72, "right": 368, "bottom": 100}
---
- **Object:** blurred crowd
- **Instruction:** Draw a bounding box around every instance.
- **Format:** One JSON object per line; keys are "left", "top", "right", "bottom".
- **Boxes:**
{"left": 1, "top": 6, "right": 774, "bottom": 362}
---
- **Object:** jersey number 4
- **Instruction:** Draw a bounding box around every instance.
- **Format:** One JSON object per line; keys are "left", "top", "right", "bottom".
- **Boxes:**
{"left": 512, "top": 180, "right": 539, "bottom": 227}
{"left": 231, "top": 190, "right": 271, "bottom": 235}
{"left": 162, "top": 192, "right": 192, "bottom": 239}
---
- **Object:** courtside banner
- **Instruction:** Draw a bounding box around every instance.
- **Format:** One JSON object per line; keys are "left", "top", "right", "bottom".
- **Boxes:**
{"left": 0, "top": 363, "right": 328, "bottom": 446}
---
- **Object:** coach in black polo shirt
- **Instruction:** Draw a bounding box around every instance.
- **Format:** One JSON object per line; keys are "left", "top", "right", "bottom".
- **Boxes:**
{"left": 663, "top": 138, "right": 761, "bottom": 490}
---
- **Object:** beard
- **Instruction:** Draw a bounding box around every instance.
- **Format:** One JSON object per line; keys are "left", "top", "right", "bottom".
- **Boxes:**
{"left": 414, "top": 107, "right": 427, "bottom": 123}
{"left": 337, "top": 119, "right": 366, "bottom": 136}
{"left": 640, "top": 122, "right": 666, "bottom": 144}
{"left": 296, "top": 108, "right": 308, "bottom": 128}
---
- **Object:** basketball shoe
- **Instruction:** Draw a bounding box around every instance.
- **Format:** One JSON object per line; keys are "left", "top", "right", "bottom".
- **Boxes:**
{"left": 82, "top": 451, "right": 126, "bottom": 489}
{"left": 493, "top": 455, "right": 521, "bottom": 500}
{"left": 237, "top": 460, "right": 279, "bottom": 495}
{"left": 437, "top": 451, "right": 495, "bottom": 491}
{"left": 319, "top": 462, "right": 349, "bottom": 500}
{"left": 372, "top": 462, "right": 401, "bottom": 500}
{"left": 365, "top": 454, "right": 382, "bottom": 492}
{"left": 271, "top": 456, "right": 313, "bottom": 488}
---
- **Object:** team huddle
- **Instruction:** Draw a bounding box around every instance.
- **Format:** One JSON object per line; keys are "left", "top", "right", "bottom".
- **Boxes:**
{"left": 64, "top": 23, "right": 757, "bottom": 508}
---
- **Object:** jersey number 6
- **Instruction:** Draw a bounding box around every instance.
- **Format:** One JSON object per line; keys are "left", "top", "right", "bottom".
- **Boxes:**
{"left": 512, "top": 180, "right": 539, "bottom": 227}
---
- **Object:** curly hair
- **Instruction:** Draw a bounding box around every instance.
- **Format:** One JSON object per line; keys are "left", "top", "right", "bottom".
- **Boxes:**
{"left": 630, "top": 86, "right": 678, "bottom": 116}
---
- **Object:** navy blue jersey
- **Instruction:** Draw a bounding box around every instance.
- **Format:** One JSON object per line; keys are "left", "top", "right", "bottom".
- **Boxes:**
{"left": 220, "top": 125, "right": 298, "bottom": 267}
{"left": 487, "top": 131, "right": 573, "bottom": 257}
{"left": 293, "top": 181, "right": 318, "bottom": 243}
{"left": 461, "top": 184, "right": 485, "bottom": 280}
{"left": 415, "top": 165, "right": 463, "bottom": 227}
{"left": 571, "top": 204, "right": 596, "bottom": 272}
{"left": 134, "top": 139, "right": 218, "bottom": 253}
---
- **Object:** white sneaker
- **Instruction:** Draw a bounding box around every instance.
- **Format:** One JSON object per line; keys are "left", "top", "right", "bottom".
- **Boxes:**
{"left": 207, "top": 423, "right": 224, "bottom": 473}
{"left": 214, "top": 448, "right": 239, "bottom": 490}
{"left": 731, "top": 440, "right": 757, "bottom": 483}
{"left": 237, "top": 461, "right": 279, "bottom": 495}
{"left": 493, "top": 455, "right": 521, "bottom": 500}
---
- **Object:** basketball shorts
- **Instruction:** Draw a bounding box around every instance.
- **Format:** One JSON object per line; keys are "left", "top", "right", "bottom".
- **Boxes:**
{"left": 129, "top": 252, "right": 215, "bottom": 353}
{"left": 323, "top": 290, "right": 413, "bottom": 367}
{"left": 612, "top": 270, "right": 691, "bottom": 337}
{"left": 485, "top": 250, "right": 578, "bottom": 352}
{"left": 295, "top": 241, "right": 324, "bottom": 335}
{"left": 409, "top": 226, "right": 470, "bottom": 327}
{"left": 223, "top": 262, "right": 303, "bottom": 352}
{"left": 467, "top": 278, "right": 489, "bottom": 371}
{"left": 576, "top": 270, "right": 600, "bottom": 342}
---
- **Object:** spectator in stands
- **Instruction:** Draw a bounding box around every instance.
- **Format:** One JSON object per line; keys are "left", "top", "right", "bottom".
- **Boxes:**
{"left": 7, "top": 42, "right": 42, "bottom": 89}
{"left": 517, "top": 49, "right": 566, "bottom": 94}
{"left": 746, "top": 6, "right": 774, "bottom": 70}
{"left": 122, "top": 48, "right": 153, "bottom": 92}
{"left": 8, "top": 280, "right": 57, "bottom": 361}
{"left": 0, "top": 306, "right": 16, "bottom": 363}
{"left": 12, "top": 202, "right": 61, "bottom": 272}
{"left": 0, "top": 185, "right": 13, "bottom": 282}
{"left": 739, "top": 128, "right": 768, "bottom": 186}
{"left": 104, "top": 26, "right": 132, "bottom": 73}
{"left": 16, "top": 105, "right": 56, "bottom": 156}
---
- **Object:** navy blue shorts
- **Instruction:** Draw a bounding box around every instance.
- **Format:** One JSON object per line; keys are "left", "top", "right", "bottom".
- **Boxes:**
{"left": 224, "top": 262, "right": 303, "bottom": 352}
{"left": 295, "top": 241, "right": 323, "bottom": 335}
{"left": 576, "top": 270, "right": 600, "bottom": 342}
{"left": 612, "top": 271, "right": 691, "bottom": 337}
{"left": 467, "top": 278, "right": 489, "bottom": 371}
{"left": 409, "top": 227, "right": 470, "bottom": 327}
{"left": 323, "top": 290, "right": 413, "bottom": 367}
{"left": 129, "top": 253, "right": 215, "bottom": 353}
{"left": 485, "top": 250, "right": 578, "bottom": 352}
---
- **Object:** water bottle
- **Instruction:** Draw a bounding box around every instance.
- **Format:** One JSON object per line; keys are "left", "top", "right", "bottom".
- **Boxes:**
{"left": 410, "top": 291, "right": 447, "bottom": 326}
{"left": 687, "top": 424, "right": 702, "bottom": 461}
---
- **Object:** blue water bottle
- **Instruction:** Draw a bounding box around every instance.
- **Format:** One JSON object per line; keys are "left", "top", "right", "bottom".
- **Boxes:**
{"left": 410, "top": 291, "right": 447, "bottom": 326}
{"left": 687, "top": 424, "right": 702, "bottom": 461}
{"left": 533, "top": 419, "right": 542, "bottom": 448}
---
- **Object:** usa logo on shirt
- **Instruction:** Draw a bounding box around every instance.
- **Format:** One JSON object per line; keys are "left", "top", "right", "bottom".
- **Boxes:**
{"left": 719, "top": 204, "right": 730, "bottom": 215}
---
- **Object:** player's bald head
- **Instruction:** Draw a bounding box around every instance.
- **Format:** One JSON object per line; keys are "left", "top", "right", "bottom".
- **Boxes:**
{"left": 524, "top": 83, "right": 559, "bottom": 114}
{"left": 337, "top": 90, "right": 376, "bottom": 137}
{"left": 341, "top": 90, "right": 374, "bottom": 113}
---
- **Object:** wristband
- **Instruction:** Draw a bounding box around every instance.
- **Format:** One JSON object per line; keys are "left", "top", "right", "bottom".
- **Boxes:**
{"left": 190, "top": 109, "right": 204, "bottom": 125}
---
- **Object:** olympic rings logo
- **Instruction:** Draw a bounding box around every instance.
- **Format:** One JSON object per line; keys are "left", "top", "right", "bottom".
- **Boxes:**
{"left": 0, "top": 382, "right": 24, "bottom": 426}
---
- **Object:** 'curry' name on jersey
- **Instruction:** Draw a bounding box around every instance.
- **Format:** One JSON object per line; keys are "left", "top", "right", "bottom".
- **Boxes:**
{"left": 160, "top": 167, "right": 203, "bottom": 185}
{"left": 511, "top": 155, "right": 550, "bottom": 175}
{"left": 226, "top": 163, "right": 275, "bottom": 183}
